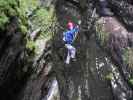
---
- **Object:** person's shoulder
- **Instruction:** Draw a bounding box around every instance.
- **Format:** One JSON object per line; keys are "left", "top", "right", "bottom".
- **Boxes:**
{"left": 66, "top": 30, "right": 72, "bottom": 33}
{"left": 64, "top": 30, "right": 71, "bottom": 35}
{"left": 64, "top": 30, "right": 69, "bottom": 33}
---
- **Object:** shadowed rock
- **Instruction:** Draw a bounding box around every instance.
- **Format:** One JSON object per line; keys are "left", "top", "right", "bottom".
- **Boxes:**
{"left": 109, "top": 0, "right": 133, "bottom": 31}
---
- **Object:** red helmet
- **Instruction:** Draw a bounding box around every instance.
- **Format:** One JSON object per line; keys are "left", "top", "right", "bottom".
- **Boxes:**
{"left": 67, "top": 21, "right": 74, "bottom": 30}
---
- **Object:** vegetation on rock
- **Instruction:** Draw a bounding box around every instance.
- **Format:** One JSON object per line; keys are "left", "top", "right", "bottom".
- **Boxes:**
{"left": 18, "top": 0, "right": 57, "bottom": 56}
{"left": 129, "top": 78, "right": 133, "bottom": 85}
{"left": 123, "top": 47, "right": 133, "bottom": 68}
{"left": 95, "top": 22, "right": 109, "bottom": 47}
{"left": 105, "top": 73, "right": 113, "bottom": 80}
{"left": 18, "top": 0, "right": 40, "bottom": 34}
{"left": 31, "top": 6, "right": 56, "bottom": 38}
{"left": 0, "top": 0, "right": 18, "bottom": 30}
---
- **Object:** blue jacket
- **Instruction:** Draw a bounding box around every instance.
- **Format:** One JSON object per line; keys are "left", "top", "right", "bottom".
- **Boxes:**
{"left": 63, "top": 27, "right": 79, "bottom": 44}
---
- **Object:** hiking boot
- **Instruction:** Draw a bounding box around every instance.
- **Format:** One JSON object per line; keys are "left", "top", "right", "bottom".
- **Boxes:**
{"left": 100, "top": 8, "right": 114, "bottom": 17}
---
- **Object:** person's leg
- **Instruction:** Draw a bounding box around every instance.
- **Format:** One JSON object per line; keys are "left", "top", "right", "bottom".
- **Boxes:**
{"left": 65, "top": 49, "right": 71, "bottom": 64}
{"left": 65, "top": 44, "right": 71, "bottom": 64}
{"left": 65, "top": 44, "right": 76, "bottom": 64}
{"left": 70, "top": 45, "right": 76, "bottom": 59}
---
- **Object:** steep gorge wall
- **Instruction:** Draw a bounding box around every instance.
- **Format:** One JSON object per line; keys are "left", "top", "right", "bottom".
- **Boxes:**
{"left": 0, "top": 1, "right": 29, "bottom": 99}
{"left": 53, "top": 0, "right": 133, "bottom": 100}
{"left": 0, "top": 17, "right": 27, "bottom": 100}
{"left": 53, "top": 0, "right": 114, "bottom": 100}
{"left": 0, "top": 0, "right": 133, "bottom": 100}
{"left": 95, "top": 0, "right": 133, "bottom": 99}
{"left": 0, "top": 0, "right": 56, "bottom": 100}
{"left": 96, "top": 0, "right": 133, "bottom": 86}
{"left": 109, "top": 0, "right": 133, "bottom": 31}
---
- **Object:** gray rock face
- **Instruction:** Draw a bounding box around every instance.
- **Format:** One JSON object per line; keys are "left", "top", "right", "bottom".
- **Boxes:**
{"left": 1, "top": 0, "right": 133, "bottom": 100}
{"left": 0, "top": 17, "right": 26, "bottom": 100}
{"left": 109, "top": 0, "right": 133, "bottom": 31}
{"left": 53, "top": 0, "right": 114, "bottom": 100}
{"left": 96, "top": 14, "right": 133, "bottom": 100}
{"left": 53, "top": 0, "right": 133, "bottom": 100}
{"left": 96, "top": 16, "right": 133, "bottom": 75}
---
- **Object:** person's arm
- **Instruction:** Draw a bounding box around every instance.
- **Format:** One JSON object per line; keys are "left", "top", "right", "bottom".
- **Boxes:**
{"left": 74, "top": 26, "right": 79, "bottom": 37}
{"left": 73, "top": 26, "right": 79, "bottom": 42}
{"left": 63, "top": 32, "right": 66, "bottom": 41}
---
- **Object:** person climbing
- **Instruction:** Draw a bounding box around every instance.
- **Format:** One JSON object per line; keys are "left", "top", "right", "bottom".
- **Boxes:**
{"left": 63, "top": 21, "right": 79, "bottom": 64}
{"left": 98, "top": 0, "right": 114, "bottom": 16}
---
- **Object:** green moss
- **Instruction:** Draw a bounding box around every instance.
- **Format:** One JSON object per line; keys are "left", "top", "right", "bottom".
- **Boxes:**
{"left": 0, "top": 0, "right": 18, "bottom": 30}
{"left": 17, "top": 0, "right": 39, "bottom": 34}
{"left": 95, "top": 22, "right": 109, "bottom": 46}
{"left": 0, "top": 0, "right": 29, "bottom": 32}
{"left": 122, "top": 47, "right": 133, "bottom": 68}
{"left": 0, "top": 0, "right": 56, "bottom": 57}
{"left": 0, "top": 13, "right": 9, "bottom": 29}
{"left": 128, "top": 78, "right": 133, "bottom": 85}
{"left": 20, "top": 24, "right": 28, "bottom": 34}
{"left": 31, "top": 6, "right": 56, "bottom": 38}
{"left": 19, "top": 0, "right": 39, "bottom": 14}
{"left": 26, "top": 39, "right": 36, "bottom": 57}
{"left": 26, "top": 40, "right": 35, "bottom": 51}
{"left": 16, "top": 0, "right": 40, "bottom": 34}
{"left": 105, "top": 73, "right": 113, "bottom": 80}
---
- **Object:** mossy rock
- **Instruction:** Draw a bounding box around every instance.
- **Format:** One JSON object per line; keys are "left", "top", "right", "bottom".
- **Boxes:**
{"left": 95, "top": 19, "right": 110, "bottom": 47}
{"left": 0, "top": 13, "right": 9, "bottom": 29}
{"left": 122, "top": 47, "right": 133, "bottom": 68}
{"left": 105, "top": 73, "right": 113, "bottom": 80}
{"left": 26, "top": 40, "right": 35, "bottom": 51}
{"left": 31, "top": 6, "right": 57, "bottom": 38}
{"left": 0, "top": 0, "right": 18, "bottom": 30}
{"left": 128, "top": 78, "right": 133, "bottom": 85}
